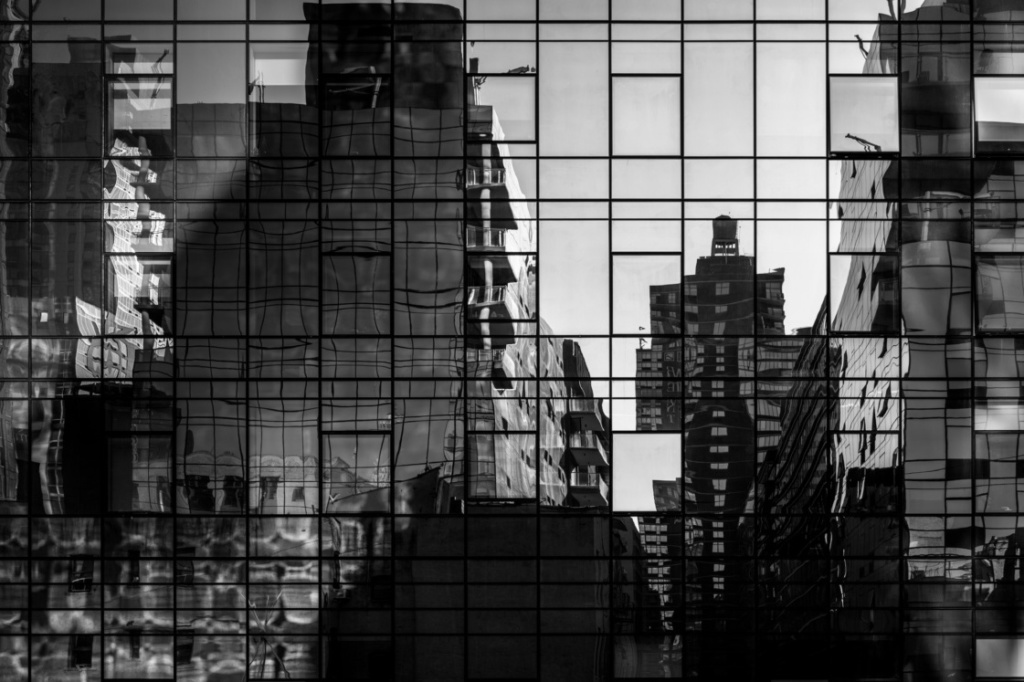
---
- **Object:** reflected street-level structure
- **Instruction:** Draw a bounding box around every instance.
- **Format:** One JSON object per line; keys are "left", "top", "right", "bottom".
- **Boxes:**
{"left": 5, "top": 0, "right": 1024, "bottom": 680}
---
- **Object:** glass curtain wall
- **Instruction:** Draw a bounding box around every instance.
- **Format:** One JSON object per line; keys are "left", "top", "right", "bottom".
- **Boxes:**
{"left": 0, "top": 0, "right": 1023, "bottom": 680}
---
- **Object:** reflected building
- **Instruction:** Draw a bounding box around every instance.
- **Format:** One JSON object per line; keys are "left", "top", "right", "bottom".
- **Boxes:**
{"left": 636, "top": 216, "right": 797, "bottom": 678}
{"left": 750, "top": 1, "right": 1024, "bottom": 680}
{"left": 0, "top": 2, "right": 619, "bottom": 679}
{"left": 833, "top": 2, "right": 1001, "bottom": 679}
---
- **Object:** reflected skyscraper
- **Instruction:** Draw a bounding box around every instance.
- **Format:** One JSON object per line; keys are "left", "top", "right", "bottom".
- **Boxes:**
{"left": 636, "top": 216, "right": 798, "bottom": 678}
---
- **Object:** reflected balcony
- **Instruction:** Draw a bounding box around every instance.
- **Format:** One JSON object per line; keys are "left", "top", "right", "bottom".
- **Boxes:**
{"left": 466, "top": 285, "right": 523, "bottom": 318}
{"left": 467, "top": 285, "right": 511, "bottom": 309}
{"left": 466, "top": 224, "right": 506, "bottom": 250}
{"left": 457, "top": 166, "right": 506, "bottom": 191}
{"left": 467, "top": 193, "right": 526, "bottom": 232}
{"left": 568, "top": 470, "right": 609, "bottom": 507}
{"left": 565, "top": 431, "right": 609, "bottom": 469}
{"left": 566, "top": 398, "right": 603, "bottom": 432}
{"left": 469, "top": 255, "right": 517, "bottom": 288}
{"left": 467, "top": 224, "right": 517, "bottom": 285}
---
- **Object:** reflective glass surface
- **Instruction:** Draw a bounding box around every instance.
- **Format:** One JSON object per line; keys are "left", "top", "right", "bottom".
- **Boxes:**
{"left": 0, "top": 1, "right": 1022, "bottom": 680}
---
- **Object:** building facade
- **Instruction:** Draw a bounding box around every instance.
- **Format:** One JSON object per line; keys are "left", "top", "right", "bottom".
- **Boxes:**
{"left": 7, "top": 0, "right": 1024, "bottom": 680}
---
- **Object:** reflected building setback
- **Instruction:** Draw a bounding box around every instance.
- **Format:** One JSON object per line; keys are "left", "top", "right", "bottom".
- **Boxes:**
{"left": 7, "top": 0, "right": 1024, "bottom": 680}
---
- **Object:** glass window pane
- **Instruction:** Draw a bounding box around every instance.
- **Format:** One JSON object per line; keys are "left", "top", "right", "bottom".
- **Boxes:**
{"left": 177, "top": 43, "right": 247, "bottom": 157}
{"left": 613, "top": 255, "right": 681, "bottom": 335}
{"left": 613, "top": 159, "right": 681, "bottom": 199}
{"left": 106, "top": 0, "right": 173, "bottom": 20}
{"left": 32, "top": 41, "right": 102, "bottom": 157}
{"left": 476, "top": 76, "right": 536, "bottom": 142}
{"left": 250, "top": 43, "right": 309, "bottom": 104}
{"left": 108, "top": 78, "right": 173, "bottom": 156}
{"left": 827, "top": 0, "right": 893, "bottom": 21}
{"left": 106, "top": 42, "right": 173, "bottom": 75}
{"left": 1, "top": 40, "right": 30, "bottom": 158}
{"left": 830, "top": 254, "right": 900, "bottom": 333}
{"left": 757, "top": 43, "right": 826, "bottom": 156}
{"left": 611, "top": 433, "right": 681, "bottom": 512}
{"left": 613, "top": 77, "right": 680, "bottom": 156}
{"left": 612, "top": 42, "right": 681, "bottom": 75}
{"left": 685, "top": 43, "right": 753, "bottom": 156}
{"left": 757, "top": 0, "right": 824, "bottom": 20}
{"left": 539, "top": 159, "right": 608, "bottom": 200}
{"left": 178, "top": 0, "right": 245, "bottom": 20}
{"left": 613, "top": 0, "right": 681, "bottom": 21}
{"left": 829, "top": 76, "right": 900, "bottom": 153}
{"left": 684, "top": 160, "right": 753, "bottom": 200}
{"left": 249, "top": 0, "right": 315, "bottom": 21}
{"left": 539, "top": 221, "right": 608, "bottom": 335}
{"left": 977, "top": 638, "right": 1024, "bottom": 678}
{"left": 540, "top": 0, "right": 607, "bottom": 21}
{"left": 978, "top": 255, "right": 1024, "bottom": 332}
{"left": 539, "top": 42, "right": 608, "bottom": 156}
{"left": 107, "top": 256, "right": 172, "bottom": 336}
{"left": 33, "top": 0, "right": 100, "bottom": 20}
{"left": 756, "top": 221, "right": 827, "bottom": 333}
{"left": 612, "top": 221, "right": 681, "bottom": 253}
{"left": 468, "top": 41, "right": 537, "bottom": 74}
{"left": 467, "top": 0, "right": 535, "bottom": 21}
{"left": 756, "top": 160, "right": 827, "bottom": 199}
{"left": 684, "top": 0, "right": 752, "bottom": 20}
{"left": 177, "top": 24, "right": 246, "bottom": 41}
{"left": 178, "top": 43, "right": 247, "bottom": 104}
{"left": 976, "top": 77, "right": 1024, "bottom": 153}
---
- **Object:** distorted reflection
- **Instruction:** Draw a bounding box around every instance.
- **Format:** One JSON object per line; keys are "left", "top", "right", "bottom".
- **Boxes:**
{"left": 1, "top": 0, "right": 1023, "bottom": 680}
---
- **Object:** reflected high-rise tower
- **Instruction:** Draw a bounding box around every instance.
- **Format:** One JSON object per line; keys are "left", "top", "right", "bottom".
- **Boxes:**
{"left": 636, "top": 216, "right": 797, "bottom": 678}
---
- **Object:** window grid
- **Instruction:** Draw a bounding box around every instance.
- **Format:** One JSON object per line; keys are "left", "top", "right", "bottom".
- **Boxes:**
{"left": 1, "top": 1, "right": 1022, "bottom": 680}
